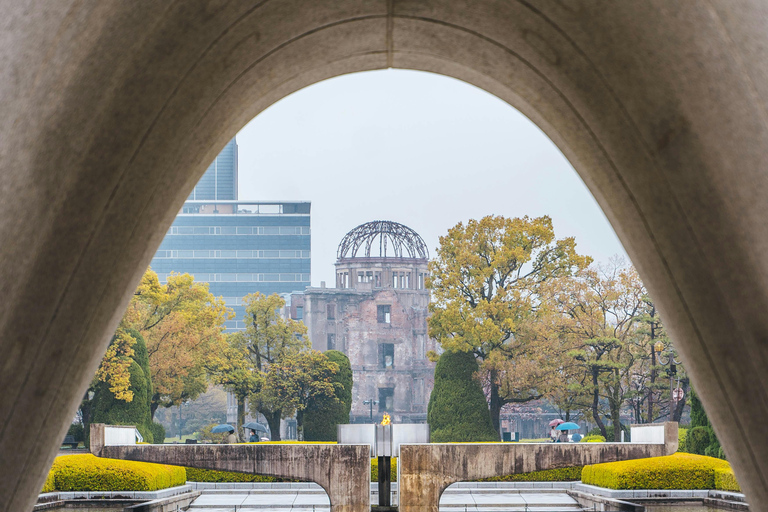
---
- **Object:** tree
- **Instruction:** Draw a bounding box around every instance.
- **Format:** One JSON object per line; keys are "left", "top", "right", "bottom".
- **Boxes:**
{"left": 123, "top": 269, "right": 231, "bottom": 417}
{"left": 304, "top": 350, "right": 353, "bottom": 441}
{"left": 258, "top": 350, "right": 340, "bottom": 440}
{"left": 554, "top": 262, "right": 646, "bottom": 441}
{"left": 428, "top": 215, "right": 591, "bottom": 435}
{"left": 427, "top": 350, "right": 498, "bottom": 442}
{"left": 211, "top": 292, "right": 308, "bottom": 440}
{"left": 89, "top": 329, "right": 155, "bottom": 442}
{"left": 208, "top": 331, "right": 262, "bottom": 437}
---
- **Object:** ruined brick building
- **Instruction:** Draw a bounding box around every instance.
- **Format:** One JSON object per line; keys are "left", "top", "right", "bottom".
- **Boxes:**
{"left": 300, "top": 221, "right": 437, "bottom": 424}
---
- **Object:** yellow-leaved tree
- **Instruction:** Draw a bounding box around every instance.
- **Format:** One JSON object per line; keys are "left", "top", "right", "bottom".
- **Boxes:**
{"left": 122, "top": 269, "right": 232, "bottom": 418}
{"left": 427, "top": 215, "right": 591, "bottom": 435}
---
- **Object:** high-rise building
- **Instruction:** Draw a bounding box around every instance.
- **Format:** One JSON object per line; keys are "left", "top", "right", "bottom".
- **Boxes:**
{"left": 188, "top": 138, "right": 238, "bottom": 201}
{"left": 150, "top": 138, "right": 311, "bottom": 329}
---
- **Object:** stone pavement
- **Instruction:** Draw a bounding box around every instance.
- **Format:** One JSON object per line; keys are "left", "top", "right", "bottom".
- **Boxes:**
{"left": 186, "top": 482, "right": 583, "bottom": 511}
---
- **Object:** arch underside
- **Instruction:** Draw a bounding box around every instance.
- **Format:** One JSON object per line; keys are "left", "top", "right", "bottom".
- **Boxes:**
{"left": 2, "top": 2, "right": 768, "bottom": 510}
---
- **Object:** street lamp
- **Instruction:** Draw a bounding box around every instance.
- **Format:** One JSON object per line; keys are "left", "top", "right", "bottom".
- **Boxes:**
{"left": 653, "top": 343, "right": 684, "bottom": 418}
{"left": 363, "top": 399, "right": 379, "bottom": 422}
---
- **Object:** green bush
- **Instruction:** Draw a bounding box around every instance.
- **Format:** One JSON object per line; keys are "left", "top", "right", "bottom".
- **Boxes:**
{"left": 582, "top": 453, "right": 731, "bottom": 490}
{"left": 89, "top": 330, "right": 155, "bottom": 443}
{"left": 677, "top": 428, "right": 688, "bottom": 450}
{"left": 684, "top": 426, "right": 712, "bottom": 455}
{"left": 184, "top": 468, "right": 282, "bottom": 482}
{"left": 304, "top": 351, "right": 352, "bottom": 441}
{"left": 482, "top": 466, "right": 582, "bottom": 482}
{"left": 47, "top": 454, "right": 185, "bottom": 491}
{"left": 149, "top": 422, "right": 166, "bottom": 444}
{"left": 428, "top": 350, "right": 498, "bottom": 442}
{"left": 580, "top": 435, "right": 606, "bottom": 443}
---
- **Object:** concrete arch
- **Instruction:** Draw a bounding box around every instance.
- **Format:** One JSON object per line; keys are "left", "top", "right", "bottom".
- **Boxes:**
{"left": 2, "top": 2, "right": 768, "bottom": 510}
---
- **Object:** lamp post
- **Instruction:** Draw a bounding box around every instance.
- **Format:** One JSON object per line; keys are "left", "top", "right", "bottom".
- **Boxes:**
{"left": 654, "top": 342, "right": 684, "bottom": 419}
{"left": 363, "top": 399, "right": 378, "bottom": 422}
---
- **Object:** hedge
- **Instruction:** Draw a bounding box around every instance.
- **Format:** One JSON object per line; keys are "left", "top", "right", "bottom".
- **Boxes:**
{"left": 580, "top": 435, "right": 606, "bottom": 443}
{"left": 184, "top": 468, "right": 282, "bottom": 483}
{"left": 482, "top": 466, "right": 582, "bottom": 482}
{"left": 582, "top": 453, "right": 737, "bottom": 490}
{"left": 45, "top": 454, "right": 185, "bottom": 491}
{"left": 714, "top": 467, "right": 740, "bottom": 492}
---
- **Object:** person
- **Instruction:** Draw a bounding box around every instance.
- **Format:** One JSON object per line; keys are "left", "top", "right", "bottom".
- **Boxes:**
{"left": 557, "top": 430, "right": 569, "bottom": 443}
{"left": 249, "top": 429, "right": 258, "bottom": 442}
{"left": 550, "top": 427, "right": 558, "bottom": 442}
{"left": 226, "top": 430, "right": 237, "bottom": 444}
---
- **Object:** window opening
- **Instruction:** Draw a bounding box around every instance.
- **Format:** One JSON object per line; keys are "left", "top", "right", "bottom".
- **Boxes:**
{"left": 326, "top": 303, "right": 335, "bottom": 320}
{"left": 377, "top": 305, "right": 391, "bottom": 324}
{"left": 380, "top": 343, "right": 395, "bottom": 369}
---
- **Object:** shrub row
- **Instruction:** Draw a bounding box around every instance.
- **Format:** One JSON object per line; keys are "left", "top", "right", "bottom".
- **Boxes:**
{"left": 184, "top": 468, "right": 282, "bottom": 483}
{"left": 580, "top": 435, "right": 606, "bottom": 443}
{"left": 714, "top": 467, "right": 740, "bottom": 492}
{"left": 581, "top": 453, "right": 738, "bottom": 491}
{"left": 45, "top": 454, "right": 185, "bottom": 492}
{"left": 482, "top": 466, "right": 582, "bottom": 482}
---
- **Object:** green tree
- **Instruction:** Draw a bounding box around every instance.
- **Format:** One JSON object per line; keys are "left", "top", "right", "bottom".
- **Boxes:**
{"left": 89, "top": 329, "right": 155, "bottom": 443}
{"left": 304, "top": 350, "right": 353, "bottom": 441}
{"left": 427, "top": 350, "right": 499, "bottom": 442}
{"left": 428, "top": 215, "right": 590, "bottom": 434}
{"left": 208, "top": 331, "right": 262, "bottom": 438}
{"left": 258, "top": 350, "right": 340, "bottom": 440}
{"left": 211, "top": 292, "right": 308, "bottom": 440}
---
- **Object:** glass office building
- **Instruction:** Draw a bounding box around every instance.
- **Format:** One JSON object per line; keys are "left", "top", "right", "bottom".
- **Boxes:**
{"left": 150, "top": 138, "right": 311, "bottom": 329}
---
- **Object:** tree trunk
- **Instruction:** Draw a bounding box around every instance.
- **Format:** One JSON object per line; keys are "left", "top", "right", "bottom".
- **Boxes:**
{"left": 265, "top": 411, "right": 282, "bottom": 441}
{"left": 296, "top": 410, "right": 304, "bottom": 441}
{"left": 236, "top": 395, "right": 246, "bottom": 442}
{"left": 488, "top": 371, "right": 502, "bottom": 439}
{"left": 591, "top": 370, "right": 607, "bottom": 439}
{"left": 610, "top": 372, "right": 622, "bottom": 442}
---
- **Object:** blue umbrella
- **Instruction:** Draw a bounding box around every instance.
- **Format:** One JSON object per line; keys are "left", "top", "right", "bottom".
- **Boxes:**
{"left": 211, "top": 423, "right": 235, "bottom": 434}
{"left": 243, "top": 422, "right": 269, "bottom": 433}
{"left": 556, "top": 422, "right": 580, "bottom": 431}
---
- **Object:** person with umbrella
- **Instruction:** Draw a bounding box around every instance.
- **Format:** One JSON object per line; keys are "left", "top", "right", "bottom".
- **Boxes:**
{"left": 549, "top": 419, "right": 564, "bottom": 442}
{"left": 243, "top": 421, "right": 269, "bottom": 442}
{"left": 556, "top": 422, "right": 580, "bottom": 443}
{"left": 211, "top": 424, "right": 237, "bottom": 444}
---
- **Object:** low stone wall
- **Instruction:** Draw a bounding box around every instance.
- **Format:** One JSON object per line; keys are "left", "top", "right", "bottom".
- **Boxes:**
{"left": 398, "top": 422, "right": 678, "bottom": 512}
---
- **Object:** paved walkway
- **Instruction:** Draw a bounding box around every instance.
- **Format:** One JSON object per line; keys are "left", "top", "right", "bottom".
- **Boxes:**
{"left": 187, "top": 483, "right": 583, "bottom": 511}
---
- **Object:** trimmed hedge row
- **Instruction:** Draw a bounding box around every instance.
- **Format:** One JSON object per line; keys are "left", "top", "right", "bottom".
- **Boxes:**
{"left": 714, "top": 467, "right": 740, "bottom": 492}
{"left": 580, "top": 435, "right": 606, "bottom": 443}
{"left": 482, "top": 466, "right": 582, "bottom": 482}
{"left": 45, "top": 454, "right": 185, "bottom": 492}
{"left": 582, "top": 453, "right": 738, "bottom": 491}
{"left": 184, "top": 468, "right": 282, "bottom": 483}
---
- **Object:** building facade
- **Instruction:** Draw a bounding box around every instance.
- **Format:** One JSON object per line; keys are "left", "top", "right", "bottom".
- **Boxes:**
{"left": 301, "top": 221, "right": 437, "bottom": 424}
{"left": 149, "top": 138, "right": 311, "bottom": 330}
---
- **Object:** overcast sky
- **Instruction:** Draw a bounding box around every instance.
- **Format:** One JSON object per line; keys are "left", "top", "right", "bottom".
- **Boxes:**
{"left": 235, "top": 69, "right": 627, "bottom": 287}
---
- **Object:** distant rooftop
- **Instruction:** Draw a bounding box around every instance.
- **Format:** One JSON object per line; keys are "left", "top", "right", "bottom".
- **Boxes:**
{"left": 180, "top": 200, "right": 310, "bottom": 215}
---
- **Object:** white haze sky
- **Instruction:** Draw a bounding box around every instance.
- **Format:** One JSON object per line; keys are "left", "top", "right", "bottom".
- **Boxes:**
{"left": 235, "top": 69, "right": 627, "bottom": 287}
